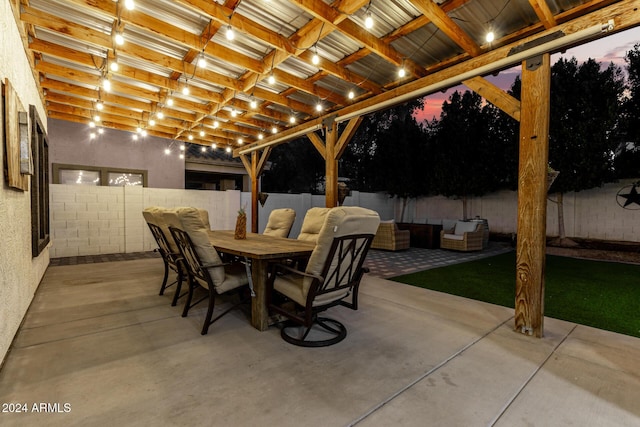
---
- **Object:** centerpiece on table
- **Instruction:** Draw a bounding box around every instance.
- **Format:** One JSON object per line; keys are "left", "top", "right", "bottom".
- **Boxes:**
{"left": 234, "top": 205, "right": 247, "bottom": 240}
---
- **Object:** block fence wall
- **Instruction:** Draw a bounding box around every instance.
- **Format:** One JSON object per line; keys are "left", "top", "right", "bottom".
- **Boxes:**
{"left": 49, "top": 179, "right": 638, "bottom": 257}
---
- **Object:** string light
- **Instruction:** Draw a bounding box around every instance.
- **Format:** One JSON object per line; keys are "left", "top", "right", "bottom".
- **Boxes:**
{"left": 271, "top": 126, "right": 277, "bottom": 134}
{"left": 96, "top": 101, "right": 104, "bottom": 110}
{"left": 398, "top": 67, "right": 406, "bottom": 78}
{"left": 89, "top": 121, "right": 96, "bottom": 128}
{"left": 179, "top": 153, "right": 184, "bottom": 159}
{"left": 258, "top": 133, "right": 264, "bottom": 140}
{"left": 157, "top": 111, "right": 164, "bottom": 119}
{"left": 268, "top": 74, "right": 275, "bottom": 84}
{"left": 312, "top": 49, "right": 320, "bottom": 65}
{"left": 211, "top": 143, "right": 217, "bottom": 149}
{"left": 316, "top": 102, "right": 323, "bottom": 112}
{"left": 98, "top": 128, "right": 104, "bottom": 134}
{"left": 182, "top": 79, "right": 189, "bottom": 95}
{"left": 102, "top": 77, "right": 111, "bottom": 92}
{"left": 226, "top": 25, "right": 235, "bottom": 41}
{"left": 90, "top": 132, "right": 96, "bottom": 139}
{"left": 486, "top": 31, "right": 495, "bottom": 43}
{"left": 201, "top": 146, "right": 206, "bottom": 152}
{"left": 110, "top": 61, "right": 119, "bottom": 72}
{"left": 180, "top": 144, "right": 185, "bottom": 151}
{"left": 115, "top": 32, "right": 125, "bottom": 46}
{"left": 199, "top": 129, "right": 205, "bottom": 137}
{"left": 132, "top": 134, "right": 138, "bottom": 141}
{"left": 289, "top": 115, "right": 296, "bottom": 124}
{"left": 149, "top": 119, "right": 156, "bottom": 126}
{"left": 225, "top": 146, "right": 232, "bottom": 153}
{"left": 197, "top": 51, "right": 207, "bottom": 68}
{"left": 124, "top": 0, "right": 135, "bottom": 11}
{"left": 166, "top": 97, "right": 174, "bottom": 106}
{"left": 94, "top": 114, "right": 101, "bottom": 122}
{"left": 250, "top": 98, "right": 257, "bottom": 109}
{"left": 164, "top": 148, "right": 171, "bottom": 155}
{"left": 237, "top": 137, "right": 243, "bottom": 144}
{"left": 231, "top": 108, "right": 237, "bottom": 117}
{"left": 188, "top": 134, "right": 193, "bottom": 140}
{"left": 141, "top": 129, "right": 147, "bottom": 137}
{"left": 213, "top": 119, "right": 219, "bottom": 129}
{"left": 136, "top": 126, "right": 142, "bottom": 133}
{"left": 348, "top": 90, "right": 355, "bottom": 99}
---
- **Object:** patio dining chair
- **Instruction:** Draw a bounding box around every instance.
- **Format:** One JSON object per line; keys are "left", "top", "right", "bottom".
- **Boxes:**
{"left": 171, "top": 207, "right": 250, "bottom": 335}
{"left": 142, "top": 207, "right": 185, "bottom": 306}
{"left": 266, "top": 206, "right": 380, "bottom": 347}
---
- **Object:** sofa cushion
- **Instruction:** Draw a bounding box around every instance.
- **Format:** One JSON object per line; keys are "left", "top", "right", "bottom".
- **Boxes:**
{"left": 442, "top": 219, "right": 457, "bottom": 232}
{"left": 454, "top": 221, "right": 478, "bottom": 235}
{"left": 443, "top": 233, "right": 464, "bottom": 240}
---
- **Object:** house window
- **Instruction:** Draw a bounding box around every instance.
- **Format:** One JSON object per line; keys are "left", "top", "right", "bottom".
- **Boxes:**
{"left": 30, "top": 105, "right": 50, "bottom": 257}
{"left": 53, "top": 164, "right": 147, "bottom": 187}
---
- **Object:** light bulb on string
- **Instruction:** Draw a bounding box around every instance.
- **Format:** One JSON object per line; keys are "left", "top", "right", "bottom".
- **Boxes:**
{"left": 348, "top": 90, "right": 355, "bottom": 99}
{"left": 486, "top": 31, "right": 495, "bottom": 43}
{"left": 132, "top": 134, "right": 138, "bottom": 141}
{"left": 124, "top": 0, "right": 135, "bottom": 11}
{"left": 211, "top": 143, "right": 217, "bottom": 149}
{"left": 213, "top": 120, "right": 219, "bottom": 129}
{"left": 149, "top": 119, "right": 156, "bottom": 126}
{"left": 180, "top": 144, "right": 185, "bottom": 151}
{"left": 201, "top": 146, "right": 206, "bottom": 152}
{"left": 141, "top": 129, "right": 147, "bottom": 137}
{"left": 89, "top": 121, "right": 96, "bottom": 128}
{"left": 110, "top": 61, "right": 119, "bottom": 72}
{"left": 115, "top": 32, "right": 124, "bottom": 46}
{"left": 271, "top": 126, "right": 277, "bottom": 134}
{"left": 250, "top": 98, "right": 257, "bottom": 109}
{"left": 164, "top": 148, "right": 171, "bottom": 155}
{"left": 268, "top": 74, "right": 275, "bottom": 85}
{"left": 96, "top": 101, "right": 104, "bottom": 110}
{"left": 199, "top": 129, "right": 205, "bottom": 137}
{"left": 258, "top": 133, "right": 264, "bottom": 140}
{"left": 157, "top": 111, "right": 164, "bottom": 119}
{"left": 226, "top": 26, "right": 235, "bottom": 41}
{"left": 166, "top": 97, "right": 174, "bottom": 106}
{"left": 102, "top": 77, "right": 111, "bottom": 92}
{"left": 197, "top": 51, "right": 207, "bottom": 68}
{"left": 365, "top": 12, "right": 374, "bottom": 29}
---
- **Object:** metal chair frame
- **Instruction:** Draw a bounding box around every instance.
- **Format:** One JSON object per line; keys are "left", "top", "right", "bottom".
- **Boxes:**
{"left": 169, "top": 226, "right": 249, "bottom": 335}
{"left": 267, "top": 233, "right": 374, "bottom": 347}
{"left": 146, "top": 222, "right": 186, "bottom": 307}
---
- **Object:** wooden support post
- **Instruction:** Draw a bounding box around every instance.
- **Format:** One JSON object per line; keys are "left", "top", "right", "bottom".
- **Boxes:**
{"left": 251, "top": 152, "right": 259, "bottom": 233}
{"left": 239, "top": 148, "right": 272, "bottom": 233}
{"left": 325, "top": 120, "right": 338, "bottom": 208}
{"left": 515, "top": 53, "right": 551, "bottom": 338}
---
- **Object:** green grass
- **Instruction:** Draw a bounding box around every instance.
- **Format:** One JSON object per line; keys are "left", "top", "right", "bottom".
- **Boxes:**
{"left": 391, "top": 252, "right": 640, "bottom": 338}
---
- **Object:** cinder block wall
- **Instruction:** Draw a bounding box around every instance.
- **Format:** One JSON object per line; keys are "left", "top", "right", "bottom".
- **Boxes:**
{"left": 50, "top": 184, "right": 241, "bottom": 257}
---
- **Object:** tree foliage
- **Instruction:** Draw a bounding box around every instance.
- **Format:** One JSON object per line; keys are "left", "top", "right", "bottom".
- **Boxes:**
{"left": 615, "top": 43, "right": 640, "bottom": 178}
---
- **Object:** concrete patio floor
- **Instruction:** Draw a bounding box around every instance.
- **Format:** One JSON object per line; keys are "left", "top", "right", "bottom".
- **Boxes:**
{"left": 1, "top": 253, "right": 639, "bottom": 426}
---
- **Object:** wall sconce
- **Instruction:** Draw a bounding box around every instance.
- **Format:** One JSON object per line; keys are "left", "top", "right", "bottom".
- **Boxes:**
{"left": 258, "top": 192, "right": 269, "bottom": 207}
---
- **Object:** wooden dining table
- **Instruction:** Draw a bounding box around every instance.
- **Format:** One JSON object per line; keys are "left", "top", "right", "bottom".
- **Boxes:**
{"left": 207, "top": 230, "right": 315, "bottom": 331}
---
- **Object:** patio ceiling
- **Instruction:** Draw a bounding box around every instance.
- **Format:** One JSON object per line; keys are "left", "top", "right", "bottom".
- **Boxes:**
{"left": 13, "top": 0, "right": 639, "bottom": 153}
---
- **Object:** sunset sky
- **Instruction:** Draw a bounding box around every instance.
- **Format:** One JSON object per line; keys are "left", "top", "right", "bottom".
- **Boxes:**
{"left": 413, "top": 27, "right": 640, "bottom": 123}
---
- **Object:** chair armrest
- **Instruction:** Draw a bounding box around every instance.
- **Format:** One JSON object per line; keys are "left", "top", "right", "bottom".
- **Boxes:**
{"left": 274, "top": 263, "right": 324, "bottom": 281}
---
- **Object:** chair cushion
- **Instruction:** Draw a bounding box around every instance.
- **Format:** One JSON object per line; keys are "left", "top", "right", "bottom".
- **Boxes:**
{"left": 263, "top": 208, "right": 296, "bottom": 238}
{"left": 297, "top": 207, "right": 331, "bottom": 243}
{"left": 273, "top": 269, "right": 350, "bottom": 307}
{"left": 303, "top": 206, "right": 380, "bottom": 297}
{"left": 143, "top": 207, "right": 180, "bottom": 252}
{"left": 442, "top": 219, "right": 457, "bottom": 232}
{"left": 176, "top": 207, "right": 226, "bottom": 288}
{"left": 443, "top": 233, "right": 464, "bottom": 240}
{"left": 198, "top": 209, "right": 211, "bottom": 230}
{"left": 454, "top": 221, "right": 478, "bottom": 235}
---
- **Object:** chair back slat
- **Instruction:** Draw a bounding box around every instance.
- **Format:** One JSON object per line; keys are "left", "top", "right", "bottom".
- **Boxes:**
{"left": 315, "top": 234, "right": 374, "bottom": 296}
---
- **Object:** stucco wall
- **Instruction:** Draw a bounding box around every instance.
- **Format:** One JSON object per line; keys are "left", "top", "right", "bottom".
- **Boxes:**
{"left": 48, "top": 119, "right": 185, "bottom": 189}
{"left": 0, "top": 1, "right": 50, "bottom": 365}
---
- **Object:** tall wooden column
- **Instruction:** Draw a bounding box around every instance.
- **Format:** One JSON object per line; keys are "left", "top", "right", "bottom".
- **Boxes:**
{"left": 239, "top": 148, "right": 271, "bottom": 233}
{"left": 306, "top": 117, "right": 363, "bottom": 208}
{"left": 515, "top": 53, "right": 551, "bottom": 337}
{"left": 325, "top": 120, "right": 338, "bottom": 207}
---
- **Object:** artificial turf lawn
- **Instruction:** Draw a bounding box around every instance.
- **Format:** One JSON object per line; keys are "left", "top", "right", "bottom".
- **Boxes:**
{"left": 391, "top": 251, "right": 640, "bottom": 338}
